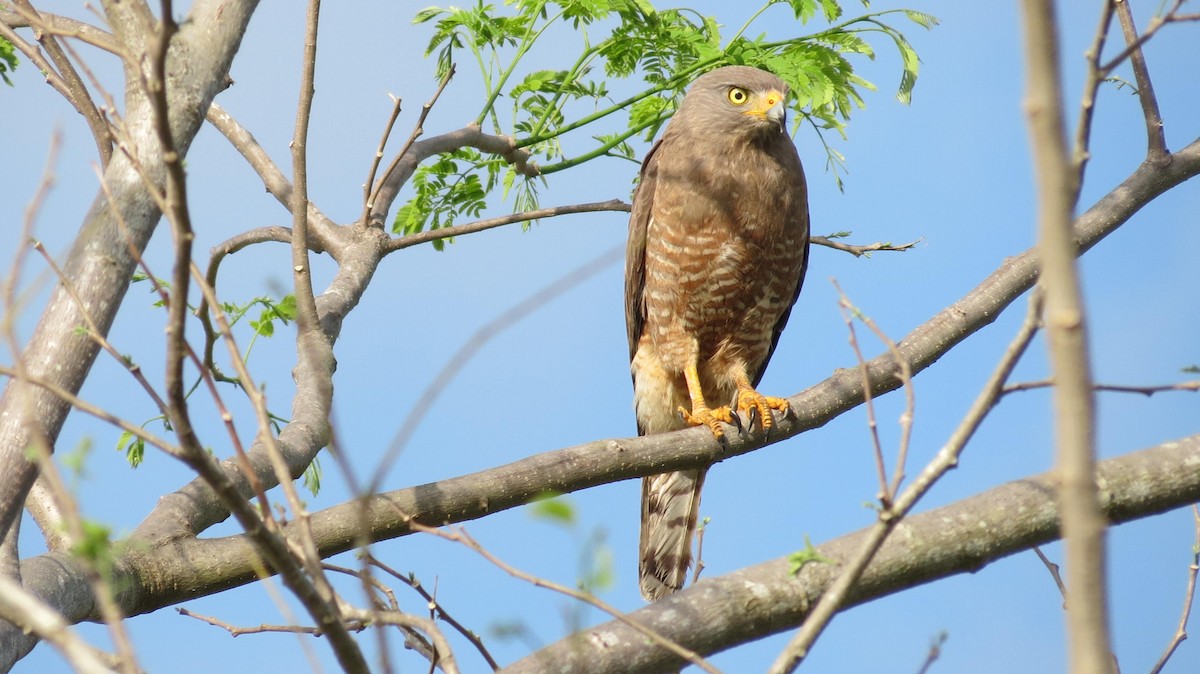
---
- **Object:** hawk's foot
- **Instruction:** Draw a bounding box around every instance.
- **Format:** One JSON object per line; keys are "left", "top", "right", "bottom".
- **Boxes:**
{"left": 732, "top": 388, "right": 790, "bottom": 434}
{"left": 678, "top": 404, "right": 736, "bottom": 443}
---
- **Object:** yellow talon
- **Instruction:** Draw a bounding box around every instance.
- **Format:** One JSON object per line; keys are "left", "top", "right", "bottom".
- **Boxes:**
{"left": 678, "top": 404, "right": 734, "bottom": 440}
{"left": 733, "top": 378, "right": 790, "bottom": 433}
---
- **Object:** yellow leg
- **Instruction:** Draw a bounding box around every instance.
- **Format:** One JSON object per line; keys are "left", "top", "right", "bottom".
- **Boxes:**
{"left": 732, "top": 369, "right": 790, "bottom": 432}
{"left": 677, "top": 360, "right": 734, "bottom": 441}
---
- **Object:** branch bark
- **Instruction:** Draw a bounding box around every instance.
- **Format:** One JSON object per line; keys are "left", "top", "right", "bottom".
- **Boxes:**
{"left": 501, "top": 435, "right": 1200, "bottom": 673}
{"left": 0, "top": 0, "right": 258, "bottom": 547}
{"left": 1021, "top": 3, "right": 1111, "bottom": 672}
{"left": 5, "top": 135, "right": 1198, "bottom": 673}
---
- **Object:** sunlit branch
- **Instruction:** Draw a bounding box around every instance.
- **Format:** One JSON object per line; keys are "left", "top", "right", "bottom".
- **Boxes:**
{"left": 383, "top": 199, "right": 628, "bottom": 252}
{"left": 1020, "top": 3, "right": 1111, "bottom": 673}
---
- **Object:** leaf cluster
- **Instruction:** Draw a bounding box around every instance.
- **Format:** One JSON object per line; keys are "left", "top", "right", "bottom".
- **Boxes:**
{"left": 0, "top": 36, "right": 17, "bottom": 86}
{"left": 393, "top": 148, "right": 539, "bottom": 247}
{"left": 400, "top": 0, "right": 936, "bottom": 242}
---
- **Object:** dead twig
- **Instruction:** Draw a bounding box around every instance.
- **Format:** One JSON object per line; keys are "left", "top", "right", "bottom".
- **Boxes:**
{"left": 1003, "top": 379, "right": 1200, "bottom": 396}
{"left": 812, "top": 235, "right": 922, "bottom": 257}
{"left": 1147, "top": 506, "right": 1200, "bottom": 674}
{"left": 767, "top": 290, "right": 1043, "bottom": 673}
{"left": 1033, "top": 546, "right": 1068, "bottom": 608}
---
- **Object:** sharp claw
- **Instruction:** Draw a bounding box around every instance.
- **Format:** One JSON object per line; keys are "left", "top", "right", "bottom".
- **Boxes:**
{"left": 729, "top": 410, "right": 745, "bottom": 435}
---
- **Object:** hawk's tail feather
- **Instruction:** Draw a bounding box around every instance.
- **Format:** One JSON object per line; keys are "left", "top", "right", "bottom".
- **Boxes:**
{"left": 639, "top": 468, "right": 707, "bottom": 601}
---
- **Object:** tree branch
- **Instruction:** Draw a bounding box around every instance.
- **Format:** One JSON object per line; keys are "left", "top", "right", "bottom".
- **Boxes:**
{"left": 383, "top": 200, "right": 630, "bottom": 253}
{"left": 0, "top": 0, "right": 257, "bottom": 556}
{"left": 1020, "top": 3, "right": 1111, "bottom": 673}
{"left": 1114, "top": 0, "right": 1169, "bottom": 162}
{"left": 502, "top": 435, "right": 1200, "bottom": 673}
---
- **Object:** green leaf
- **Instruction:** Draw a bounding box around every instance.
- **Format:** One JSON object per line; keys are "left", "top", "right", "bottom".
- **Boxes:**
{"left": 788, "top": 535, "right": 833, "bottom": 575}
{"left": 275, "top": 294, "right": 298, "bottom": 320}
{"left": 303, "top": 455, "right": 322, "bottom": 496}
{"left": 116, "top": 431, "right": 146, "bottom": 469}
{"left": 0, "top": 36, "right": 17, "bottom": 87}
{"left": 70, "top": 520, "right": 114, "bottom": 567}
{"left": 529, "top": 493, "right": 576, "bottom": 525}
{"left": 903, "top": 9, "right": 941, "bottom": 30}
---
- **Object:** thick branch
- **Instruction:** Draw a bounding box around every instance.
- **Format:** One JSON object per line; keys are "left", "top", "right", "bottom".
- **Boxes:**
{"left": 502, "top": 435, "right": 1200, "bottom": 673}
{"left": 0, "top": 0, "right": 258, "bottom": 547}
{"left": 21, "top": 137, "right": 1200, "bottom": 636}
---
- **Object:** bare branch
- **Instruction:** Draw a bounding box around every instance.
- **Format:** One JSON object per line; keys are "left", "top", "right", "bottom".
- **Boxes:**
{"left": 811, "top": 235, "right": 922, "bottom": 257}
{"left": 205, "top": 103, "right": 293, "bottom": 208}
{"left": 177, "top": 606, "right": 367, "bottom": 636}
{"left": 1003, "top": 379, "right": 1200, "bottom": 396}
{"left": 367, "top": 65, "right": 457, "bottom": 228}
{"left": 6, "top": 1, "right": 113, "bottom": 164}
{"left": 1033, "top": 546, "right": 1068, "bottom": 607}
{"left": 1113, "top": 0, "right": 1168, "bottom": 162}
{"left": 383, "top": 200, "right": 630, "bottom": 253}
{"left": 1020, "top": 3, "right": 1111, "bottom": 673}
{"left": 0, "top": 9, "right": 119, "bottom": 52}
{"left": 768, "top": 288, "right": 1042, "bottom": 673}
{"left": 503, "top": 435, "right": 1200, "bottom": 673}
{"left": 360, "top": 94, "right": 404, "bottom": 226}
{"left": 914, "top": 632, "right": 948, "bottom": 674}
{"left": 833, "top": 284, "right": 891, "bottom": 506}
{"left": 413, "top": 524, "right": 719, "bottom": 674}
{"left": 1148, "top": 505, "right": 1200, "bottom": 674}
{"left": 0, "top": 576, "right": 116, "bottom": 674}
{"left": 367, "top": 556, "right": 502, "bottom": 671}
{"left": 1098, "top": 0, "right": 1194, "bottom": 77}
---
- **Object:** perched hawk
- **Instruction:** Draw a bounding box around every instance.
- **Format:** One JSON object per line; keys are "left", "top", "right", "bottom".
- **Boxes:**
{"left": 625, "top": 66, "right": 810, "bottom": 601}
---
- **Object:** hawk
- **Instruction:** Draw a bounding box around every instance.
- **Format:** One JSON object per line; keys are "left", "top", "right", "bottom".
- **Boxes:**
{"left": 625, "top": 66, "right": 810, "bottom": 601}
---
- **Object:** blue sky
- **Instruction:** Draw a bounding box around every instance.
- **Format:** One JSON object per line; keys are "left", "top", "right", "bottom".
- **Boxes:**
{"left": 4, "top": 1, "right": 1199, "bottom": 672}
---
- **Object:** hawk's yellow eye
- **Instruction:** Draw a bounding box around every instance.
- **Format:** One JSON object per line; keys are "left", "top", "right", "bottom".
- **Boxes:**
{"left": 727, "top": 87, "right": 749, "bottom": 105}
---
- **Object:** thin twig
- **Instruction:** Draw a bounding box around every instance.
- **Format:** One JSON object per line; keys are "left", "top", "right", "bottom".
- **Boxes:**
{"left": 767, "top": 291, "right": 1043, "bottom": 673}
{"left": 412, "top": 523, "right": 720, "bottom": 674}
{"left": 1002, "top": 379, "right": 1200, "bottom": 396}
{"left": 31, "top": 242, "right": 169, "bottom": 414}
{"left": 1033, "top": 545, "right": 1068, "bottom": 608}
{"left": 1098, "top": 0, "right": 1190, "bottom": 76}
{"left": 1148, "top": 505, "right": 1200, "bottom": 674}
{"left": 914, "top": 631, "right": 948, "bottom": 674}
{"left": 834, "top": 284, "right": 891, "bottom": 507}
{"left": 177, "top": 606, "right": 368, "bottom": 637}
{"left": 196, "top": 225, "right": 293, "bottom": 382}
{"left": 368, "top": 65, "right": 457, "bottom": 228}
{"left": 9, "top": 1, "right": 113, "bottom": 164}
{"left": 1113, "top": 0, "right": 1169, "bottom": 163}
{"left": 366, "top": 556, "right": 502, "bottom": 671}
{"left": 361, "top": 94, "right": 404, "bottom": 226}
{"left": 1070, "top": 0, "right": 1114, "bottom": 201}
{"left": 205, "top": 103, "right": 294, "bottom": 209}
{"left": 384, "top": 200, "right": 630, "bottom": 252}
{"left": 811, "top": 235, "right": 922, "bottom": 257}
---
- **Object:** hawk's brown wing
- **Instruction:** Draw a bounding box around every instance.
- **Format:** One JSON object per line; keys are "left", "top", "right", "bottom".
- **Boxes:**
{"left": 624, "top": 138, "right": 664, "bottom": 394}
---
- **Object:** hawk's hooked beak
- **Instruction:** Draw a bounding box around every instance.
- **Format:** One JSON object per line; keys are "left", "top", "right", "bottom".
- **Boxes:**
{"left": 744, "top": 88, "right": 787, "bottom": 131}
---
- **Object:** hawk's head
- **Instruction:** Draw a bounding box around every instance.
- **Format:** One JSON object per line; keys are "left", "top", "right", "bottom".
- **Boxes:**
{"left": 676, "top": 66, "right": 790, "bottom": 137}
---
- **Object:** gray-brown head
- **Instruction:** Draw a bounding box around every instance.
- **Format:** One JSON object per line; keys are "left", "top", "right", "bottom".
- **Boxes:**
{"left": 671, "top": 65, "right": 790, "bottom": 138}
